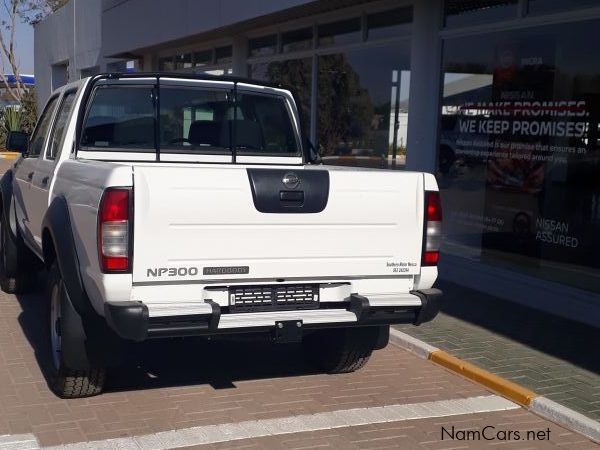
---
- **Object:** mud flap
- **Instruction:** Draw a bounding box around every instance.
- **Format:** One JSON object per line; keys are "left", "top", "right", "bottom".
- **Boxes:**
{"left": 60, "top": 281, "right": 124, "bottom": 370}
{"left": 59, "top": 281, "right": 90, "bottom": 370}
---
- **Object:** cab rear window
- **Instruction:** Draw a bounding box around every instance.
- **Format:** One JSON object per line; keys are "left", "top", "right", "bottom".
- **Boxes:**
{"left": 80, "top": 83, "right": 300, "bottom": 157}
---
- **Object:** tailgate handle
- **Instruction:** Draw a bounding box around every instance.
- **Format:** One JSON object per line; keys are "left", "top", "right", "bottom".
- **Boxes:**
{"left": 280, "top": 190, "right": 304, "bottom": 203}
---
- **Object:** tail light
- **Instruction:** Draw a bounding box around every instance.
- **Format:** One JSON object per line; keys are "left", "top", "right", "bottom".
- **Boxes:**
{"left": 423, "top": 191, "right": 442, "bottom": 266}
{"left": 98, "top": 187, "right": 132, "bottom": 272}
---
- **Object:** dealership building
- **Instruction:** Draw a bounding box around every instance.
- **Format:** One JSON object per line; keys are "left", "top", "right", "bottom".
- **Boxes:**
{"left": 35, "top": 0, "right": 600, "bottom": 326}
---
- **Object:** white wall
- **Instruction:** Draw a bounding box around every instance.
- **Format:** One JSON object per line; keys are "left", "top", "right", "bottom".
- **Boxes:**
{"left": 34, "top": 0, "right": 106, "bottom": 111}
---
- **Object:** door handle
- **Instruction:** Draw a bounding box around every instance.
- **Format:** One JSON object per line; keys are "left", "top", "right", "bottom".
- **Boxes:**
{"left": 41, "top": 176, "right": 49, "bottom": 185}
{"left": 27, "top": 171, "right": 34, "bottom": 180}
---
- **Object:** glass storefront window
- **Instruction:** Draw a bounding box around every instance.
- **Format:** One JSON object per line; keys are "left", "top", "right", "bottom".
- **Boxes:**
{"left": 444, "top": 0, "right": 518, "bottom": 28}
{"left": 215, "top": 46, "right": 233, "bottom": 64}
{"left": 194, "top": 50, "right": 213, "bottom": 67}
{"left": 317, "top": 42, "right": 411, "bottom": 169}
{"left": 249, "top": 35, "right": 278, "bottom": 57}
{"left": 158, "top": 56, "right": 174, "bottom": 71}
{"left": 281, "top": 28, "right": 313, "bottom": 53}
{"left": 439, "top": 19, "right": 600, "bottom": 293}
{"left": 175, "top": 53, "right": 192, "bottom": 70}
{"left": 249, "top": 58, "right": 312, "bottom": 139}
{"left": 318, "top": 18, "right": 361, "bottom": 47}
{"left": 367, "top": 7, "right": 413, "bottom": 40}
{"left": 527, "top": 0, "right": 600, "bottom": 15}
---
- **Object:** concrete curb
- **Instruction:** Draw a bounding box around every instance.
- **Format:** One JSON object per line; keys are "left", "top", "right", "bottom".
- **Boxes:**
{"left": 389, "top": 328, "right": 600, "bottom": 443}
{"left": 531, "top": 397, "right": 600, "bottom": 444}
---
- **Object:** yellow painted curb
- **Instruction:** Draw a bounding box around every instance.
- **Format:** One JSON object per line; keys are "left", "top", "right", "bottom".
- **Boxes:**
{"left": 429, "top": 350, "right": 537, "bottom": 406}
{"left": 0, "top": 152, "right": 20, "bottom": 160}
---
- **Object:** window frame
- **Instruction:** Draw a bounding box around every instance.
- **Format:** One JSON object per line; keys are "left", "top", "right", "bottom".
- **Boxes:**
{"left": 26, "top": 94, "right": 60, "bottom": 159}
{"left": 159, "top": 84, "right": 233, "bottom": 156}
{"left": 46, "top": 89, "right": 78, "bottom": 161}
{"left": 79, "top": 82, "right": 158, "bottom": 154}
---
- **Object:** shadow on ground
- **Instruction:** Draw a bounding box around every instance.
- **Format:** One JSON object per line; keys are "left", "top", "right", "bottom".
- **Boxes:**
{"left": 14, "top": 275, "right": 320, "bottom": 395}
{"left": 435, "top": 279, "right": 600, "bottom": 374}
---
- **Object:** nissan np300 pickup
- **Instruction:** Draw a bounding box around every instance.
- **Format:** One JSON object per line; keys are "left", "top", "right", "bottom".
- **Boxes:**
{"left": 0, "top": 74, "right": 442, "bottom": 397}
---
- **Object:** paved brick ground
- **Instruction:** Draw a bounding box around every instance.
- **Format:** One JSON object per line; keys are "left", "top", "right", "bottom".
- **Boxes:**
{"left": 0, "top": 157, "right": 16, "bottom": 175}
{"left": 395, "top": 280, "right": 600, "bottom": 422}
{"left": 0, "top": 280, "right": 597, "bottom": 448}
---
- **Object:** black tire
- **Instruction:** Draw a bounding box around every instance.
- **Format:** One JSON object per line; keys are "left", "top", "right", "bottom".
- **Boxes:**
{"left": 303, "top": 326, "right": 380, "bottom": 374}
{"left": 46, "top": 263, "right": 106, "bottom": 398}
{"left": 0, "top": 209, "right": 27, "bottom": 293}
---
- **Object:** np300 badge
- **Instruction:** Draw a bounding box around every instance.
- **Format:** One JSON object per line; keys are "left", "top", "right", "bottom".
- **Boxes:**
{"left": 282, "top": 172, "right": 300, "bottom": 189}
{"left": 146, "top": 267, "right": 199, "bottom": 277}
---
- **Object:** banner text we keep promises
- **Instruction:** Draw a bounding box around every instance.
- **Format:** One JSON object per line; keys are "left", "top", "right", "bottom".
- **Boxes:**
{"left": 455, "top": 100, "right": 588, "bottom": 138}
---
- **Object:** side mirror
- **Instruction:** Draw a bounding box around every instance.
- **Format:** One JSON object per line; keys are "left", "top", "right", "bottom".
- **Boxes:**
{"left": 6, "top": 131, "right": 29, "bottom": 155}
{"left": 306, "top": 138, "right": 321, "bottom": 164}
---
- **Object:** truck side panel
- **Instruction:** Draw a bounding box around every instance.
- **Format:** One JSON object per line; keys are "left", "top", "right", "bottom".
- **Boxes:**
{"left": 50, "top": 160, "right": 134, "bottom": 315}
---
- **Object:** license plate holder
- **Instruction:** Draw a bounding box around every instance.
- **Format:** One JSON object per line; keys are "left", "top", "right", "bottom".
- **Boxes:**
{"left": 274, "top": 320, "right": 303, "bottom": 343}
{"left": 228, "top": 284, "right": 319, "bottom": 312}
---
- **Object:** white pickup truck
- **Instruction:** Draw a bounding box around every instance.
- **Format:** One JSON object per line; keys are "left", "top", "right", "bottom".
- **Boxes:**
{"left": 1, "top": 74, "right": 442, "bottom": 398}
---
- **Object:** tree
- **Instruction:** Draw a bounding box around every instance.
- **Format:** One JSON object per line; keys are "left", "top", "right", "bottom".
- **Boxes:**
{"left": 19, "top": 85, "right": 36, "bottom": 133}
{"left": 317, "top": 54, "right": 374, "bottom": 157}
{"left": 0, "top": 0, "right": 69, "bottom": 102}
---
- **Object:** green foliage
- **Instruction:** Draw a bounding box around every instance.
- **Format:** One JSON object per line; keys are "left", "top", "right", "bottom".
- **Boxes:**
{"left": 0, "top": 88, "right": 36, "bottom": 149}
{"left": 17, "top": 0, "right": 72, "bottom": 25}
{"left": 3, "top": 106, "right": 23, "bottom": 133}
{"left": 20, "top": 88, "right": 38, "bottom": 134}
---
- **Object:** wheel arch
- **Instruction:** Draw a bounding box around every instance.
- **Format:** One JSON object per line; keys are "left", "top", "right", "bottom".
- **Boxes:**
{"left": 42, "top": 196, "right": 95, "bottom": 319}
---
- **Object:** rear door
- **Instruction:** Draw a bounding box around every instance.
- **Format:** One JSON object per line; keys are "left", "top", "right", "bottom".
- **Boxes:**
{"left": 29, "top": 89, "right": 78, "bottom": 243}
{"left": 132, "top": 165, "right": 424, "bottom": 283}
{"left": 13, "top": 95, "right": 59, "bottom": 249}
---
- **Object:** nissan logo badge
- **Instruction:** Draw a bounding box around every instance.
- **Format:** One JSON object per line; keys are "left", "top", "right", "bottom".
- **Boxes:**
{"left": 282, "top": 172, "right": 300, "bottom": 189}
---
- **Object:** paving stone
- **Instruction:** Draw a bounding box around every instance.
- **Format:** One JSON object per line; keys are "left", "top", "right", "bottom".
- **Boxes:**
{"left": 0, "top": 267, "right": 597, "bottom": 448}
{"left": 396, "top": 280, "right": 600, "bottom": 422}
{"left": 0, "top": 282, "right": 486, "bottom": 447}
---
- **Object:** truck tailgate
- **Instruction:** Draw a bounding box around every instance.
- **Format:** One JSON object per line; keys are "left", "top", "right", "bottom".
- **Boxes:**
{"left": 132, "top": 165, "right": 425, "bottom": 283}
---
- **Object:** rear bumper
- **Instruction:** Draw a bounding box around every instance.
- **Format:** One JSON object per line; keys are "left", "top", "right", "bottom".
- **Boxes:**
{"left": 104, "top": 289, "right": 442, "bottom": 342}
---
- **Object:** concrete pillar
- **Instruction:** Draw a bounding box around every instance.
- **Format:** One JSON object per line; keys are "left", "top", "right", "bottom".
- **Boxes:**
{"left": 405, "top": 0, "right": 444, "bottom": 172}
{"left": 143, "top": 52, "right": 157, "bottom": 71}
{"left": 232, "top": 35, "right": 248, "bottom": 77}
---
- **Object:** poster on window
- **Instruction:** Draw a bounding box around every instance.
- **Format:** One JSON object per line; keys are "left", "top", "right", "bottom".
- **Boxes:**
{"left": 475, "top": 37, "right": 595, "bottom": 271}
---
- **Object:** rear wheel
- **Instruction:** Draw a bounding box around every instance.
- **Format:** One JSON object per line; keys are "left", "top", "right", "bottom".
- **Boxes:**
{"left": 303, "top": 326, "right": 381, "bottom": 374}
{"left": 0, "top": 211, "right": 27, "bottom": 293}
{"left": 47, "top": 264, "right": 106, "bottom": 398}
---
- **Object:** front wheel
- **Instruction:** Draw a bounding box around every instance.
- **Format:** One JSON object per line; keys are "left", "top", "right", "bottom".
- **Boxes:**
{"left": 303, "top": 326, "right": 382, "bottom": 374}
{"left": 47, "top": 264, "right": 106, "bottom": 398}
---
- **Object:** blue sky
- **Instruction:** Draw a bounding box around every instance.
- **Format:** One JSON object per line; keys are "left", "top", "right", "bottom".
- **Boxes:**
{"left": 1, "top": 11, "right": 35, "bottom": 75}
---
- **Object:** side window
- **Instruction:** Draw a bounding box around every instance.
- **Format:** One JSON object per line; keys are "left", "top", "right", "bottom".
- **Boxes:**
{"left": 28, "top": 96, "right": 59, "bottom": 158}
{"left": 47, "top": 92, "right": 76, "bottom": 160}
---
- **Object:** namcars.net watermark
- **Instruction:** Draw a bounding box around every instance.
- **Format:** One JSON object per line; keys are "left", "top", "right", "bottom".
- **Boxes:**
{"left": 442, "top": 425, "right": 551, "bottom": 442}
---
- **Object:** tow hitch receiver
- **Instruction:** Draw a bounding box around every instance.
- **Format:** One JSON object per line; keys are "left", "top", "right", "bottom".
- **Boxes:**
{"left": 274, "top": 320, "right": 303, "bottom": 343}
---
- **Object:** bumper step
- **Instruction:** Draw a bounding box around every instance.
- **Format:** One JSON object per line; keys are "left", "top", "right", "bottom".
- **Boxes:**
{"left": 104, "top": 289, "right": 442, "bottom": 341}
